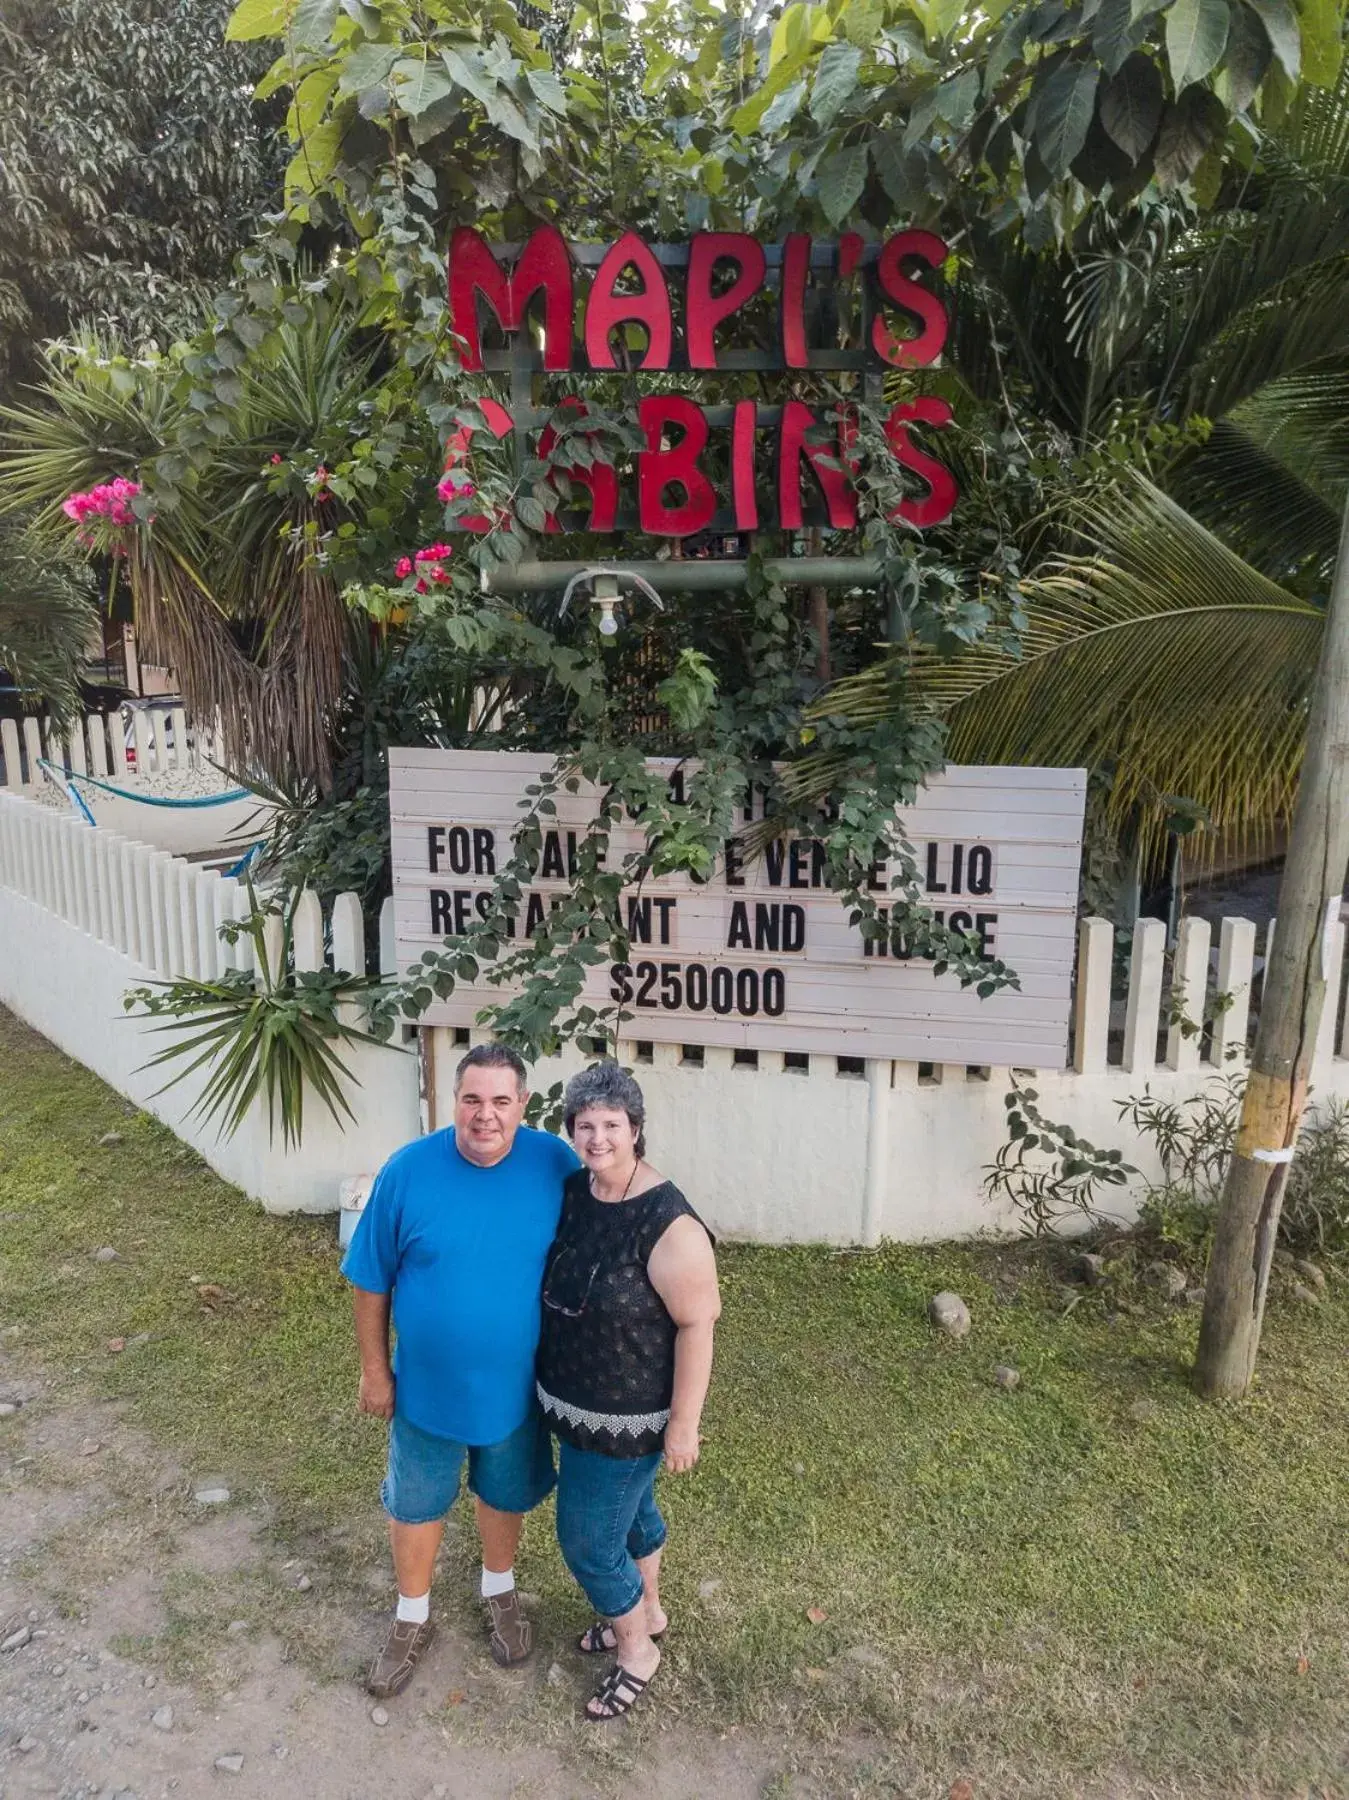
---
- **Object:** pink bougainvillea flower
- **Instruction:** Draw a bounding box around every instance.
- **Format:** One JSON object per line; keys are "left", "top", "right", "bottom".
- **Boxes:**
{"left": 315, "top": 465, "right": 329, "bottom": 483}
{"left": 414, "top": 542, "right": 454, "bottom": 563}
{"left": 395, "top": 556, "right": 414, "bottom": 579}
{"left": 62, "top": 477, "right": 143, "bottom": 536}
{"left": 270, "top": 453, "right": 283, "bottom": 465}
{"left": 415, "top": 578, "right": 429, "bottom": 594}
{"left": 431, "top": 567, "right": 450, "bottom": 584}
{"left": 437, "top": 472, "right": 477, "bottom": 503}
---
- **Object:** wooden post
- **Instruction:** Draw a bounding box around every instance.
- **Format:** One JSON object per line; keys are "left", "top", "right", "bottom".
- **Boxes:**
{"left": 1196, "top": 498, "right": 1349, "bottom": 1399}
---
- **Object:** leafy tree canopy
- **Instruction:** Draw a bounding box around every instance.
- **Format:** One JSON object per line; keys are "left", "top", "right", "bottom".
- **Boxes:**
{"left": 0, "top": 0, "right": 285, "bottom": 388}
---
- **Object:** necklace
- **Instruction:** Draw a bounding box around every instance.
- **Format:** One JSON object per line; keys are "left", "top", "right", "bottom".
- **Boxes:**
{"left": 590, "top": 1159, "right": 640, "bottom": 1204}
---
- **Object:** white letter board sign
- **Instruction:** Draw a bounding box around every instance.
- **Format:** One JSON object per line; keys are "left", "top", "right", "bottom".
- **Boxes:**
{"left": 389, "top": 749, "right": 1087, "bottom": 1068}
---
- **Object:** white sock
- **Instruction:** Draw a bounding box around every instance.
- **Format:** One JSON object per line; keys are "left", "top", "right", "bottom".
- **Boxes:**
{"left": 396, "top": 1590, "right": 430, "bottom": 1625}
{"left": 481, "top": 1565, "right": 515, "bottom": 1600}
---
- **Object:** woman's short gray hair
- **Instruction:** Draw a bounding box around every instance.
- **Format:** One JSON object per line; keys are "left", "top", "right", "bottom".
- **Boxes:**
{"left": 563, "top": 1061, "right": 647, "bottom": 1156}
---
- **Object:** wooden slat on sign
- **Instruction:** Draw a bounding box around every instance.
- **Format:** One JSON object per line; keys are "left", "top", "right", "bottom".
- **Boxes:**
{"left": 387, "top": 751, "right": 1087, "bottom": 1067}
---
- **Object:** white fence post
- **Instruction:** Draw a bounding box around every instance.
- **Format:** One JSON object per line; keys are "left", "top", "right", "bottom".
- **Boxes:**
{"left": 127, "top": 843, "right": 153, "bottom": 967}
{"left": 261, "top": 910, "right": 284, "bottom": 986}
{"left": 230, "top": 880, "right": 256, "bottom": 975}
{"left": 1165, "top": 915, "right": 1211, "bottom": 1073}
{"left": 1, "top": 719, "right": 22, "bottom": 789}
{"left": 380, "top": 895, "right": 398, "bottom": 977}
{"left": 214, "top": 875, "right": 240, "bottom": 973}
{"left": 109, "top": 712, "right": 129, "bottom": 778}
{"left": 861, "top": 1058, "right": 891, "bottom": 1246}
{"left": 147, "top": 852, "right": 177, "bottom": 973}
{"left": 171, "top": 706, "right": 189, "bottom": 771}
{"left": 65, "top": 723, "right": 87, "bottom": 777}
{"left": 292, "top": 888, "right": 325, "bottom": 973}
{"left": 1315, "top": 919, "right": 1345, "bottom": 1069}
{"left": 1123, "top": 916, "right": 1167, "bottom": 1074}
{"left": 1212, "top": 917, "right": 1256, "bottom": 1068}
{"left": 151, "top": 708, "right": 171, "bottom": 776}
{"left": 1073, "top": 916, "right": 1113, "bottom": 1074}
{"left": 87, "top": 713, "right": 109, "bottom": 779}
{"left": 331, "top": 891, "right": 366, "bottom": 977}
{"left": 196, "top": 869, "right": 223, "bottom": 980}
{"left": 132, "top": 709, "right": 152, "bottom": 778}
{"left": 177, "top": 863, "right": 202, "bottom": 979}
{"left": 57, "top": 816, "right": 81, "bottom": 925}
{"left": 22, "top": 717, "right": 42, "bottom": 787}
{"left": 89, "top": 830, "right": 111, "bottom": 943}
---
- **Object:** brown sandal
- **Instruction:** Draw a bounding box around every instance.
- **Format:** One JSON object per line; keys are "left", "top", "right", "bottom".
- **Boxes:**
{"left": 366, "top": 1617, "right": 436, "bottom": 1698}
{"left": 486, "top": 1590, "right": 533, "bottom": 1667}
{"left": 577, "top": 1618, "right": 666, "bottom": 1655}
{"left": 584, "top": 1662, "right": 653, "bottom": 1721}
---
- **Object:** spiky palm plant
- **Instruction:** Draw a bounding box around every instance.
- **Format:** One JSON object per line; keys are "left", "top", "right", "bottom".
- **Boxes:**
{"left": 0, "top": 307, "right": 388, "bottom": 791}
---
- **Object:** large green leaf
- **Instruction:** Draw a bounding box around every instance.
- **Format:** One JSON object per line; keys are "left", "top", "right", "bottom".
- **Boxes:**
{"left": 1214, "top": 2, "right": 1274, "bottom": 109}
{"left": 225, "top": 0, "right": 291, "bottom": 40}
{"left": 291, "top": 0, "right": 337, "bottom": 50}
{"left": 1247, "top": 0, "right": 1301, "bottom": 77}
{"left": 1030, "top": 59, "right": 1101, "bottom": 175}
{"left": 1297, "top": 0, "right": 1343, "bottom": 86}
{"left": 810, "top": 40, "right": 863, "bottom": 126}
{"left": 1154, "top": 83, "right": 1224, "bottom": 182}
{"left": 1166, "top": 0, "right": 1231, "bottom": 90}
{"left": 816, "top": 141, "right": 869, "bottom": 223}
{"left": 1100, "top": 52, "right": 1164, "bottom": 155}
{"left": 1094, "top": 0, "right": 1151, "bottom": 74}
{"left": 393, "top": 56, "right": 455, "bottom": 118}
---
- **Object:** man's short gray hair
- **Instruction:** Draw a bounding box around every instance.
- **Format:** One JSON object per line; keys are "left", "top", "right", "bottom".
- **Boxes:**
{"left": 563, "top": 1061, "right": 646, "bottom": 1156}
{"left": 454, "top": 1043, "right": 528, "bottom": 1094}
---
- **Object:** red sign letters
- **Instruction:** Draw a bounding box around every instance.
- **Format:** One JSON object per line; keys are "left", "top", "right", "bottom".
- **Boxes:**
{"left": 446, "top": 226, "right": 959, "bottom": 536}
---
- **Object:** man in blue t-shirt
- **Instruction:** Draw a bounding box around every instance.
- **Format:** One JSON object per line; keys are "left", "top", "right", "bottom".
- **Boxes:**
{"left": 342, "top": 1043, "right": 579, "bottom": 1700}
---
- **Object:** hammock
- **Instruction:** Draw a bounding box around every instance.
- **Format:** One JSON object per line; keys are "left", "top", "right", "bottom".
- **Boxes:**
{"left": 42, "top": 762, "right": 252, "bottom": 810}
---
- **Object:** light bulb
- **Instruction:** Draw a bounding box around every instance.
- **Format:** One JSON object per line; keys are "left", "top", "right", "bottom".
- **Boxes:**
{"left": 597, "top": 604, "right": 620, "bottom": 636}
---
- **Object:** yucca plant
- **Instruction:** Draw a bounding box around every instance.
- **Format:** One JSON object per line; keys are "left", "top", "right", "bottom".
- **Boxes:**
{"left": 123, "top": 887, "right": 394, "bottom": 1148}
{"left": 0, "top": 517, "right": 99, "bottom": 726}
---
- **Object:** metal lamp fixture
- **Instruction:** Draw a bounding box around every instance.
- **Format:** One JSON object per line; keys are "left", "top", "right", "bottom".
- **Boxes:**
{"left": 555, "top": 567, "right": 666, "bottom": 643}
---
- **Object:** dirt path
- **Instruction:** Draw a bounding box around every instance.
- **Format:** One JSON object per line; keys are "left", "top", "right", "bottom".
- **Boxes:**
{"left": 0, "top": 1348, "right": 784, "bottom": 1800}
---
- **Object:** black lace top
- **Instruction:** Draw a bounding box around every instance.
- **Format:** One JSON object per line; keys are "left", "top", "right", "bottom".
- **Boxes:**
{"left": 536, "top": 1171, "right": 706, "bottom": 1458}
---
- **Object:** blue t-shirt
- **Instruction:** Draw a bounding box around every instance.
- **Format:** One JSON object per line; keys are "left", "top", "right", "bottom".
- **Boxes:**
{"left": 341, "top": 1125, "right": 580, "bottom": 1446}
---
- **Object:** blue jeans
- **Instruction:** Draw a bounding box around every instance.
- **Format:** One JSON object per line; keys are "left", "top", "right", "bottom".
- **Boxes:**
{"left": 382, "top": 1408, "right": 556, "bottom": 1525}
{"left": 554, "top": 1440, "right": 667, "bottom": 1619}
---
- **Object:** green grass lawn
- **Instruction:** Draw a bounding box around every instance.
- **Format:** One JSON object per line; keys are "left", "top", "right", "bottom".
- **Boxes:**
{"left": 2, "top": 1002, "right": 1348, "bottom": 1795}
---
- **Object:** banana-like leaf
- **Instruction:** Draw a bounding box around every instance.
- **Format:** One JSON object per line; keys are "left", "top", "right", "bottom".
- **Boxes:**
{"left": 801, "top": 478, "right": 1323, "bottom": 864}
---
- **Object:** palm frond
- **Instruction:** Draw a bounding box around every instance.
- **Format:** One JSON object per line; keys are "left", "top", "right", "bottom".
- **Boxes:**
{"left": 797, "top": 478, "right": 1322, "bottom": 864}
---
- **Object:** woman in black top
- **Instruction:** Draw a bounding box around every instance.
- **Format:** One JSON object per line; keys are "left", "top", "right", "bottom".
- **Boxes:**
{"left": 538, "top": 1061, "right": 720, "bottom": 1722}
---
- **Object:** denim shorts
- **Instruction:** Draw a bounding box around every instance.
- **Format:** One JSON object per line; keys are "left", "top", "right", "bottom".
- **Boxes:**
{"left": 381, "top": 1407, "right": 557, "bottom": 1525}
{"left": 554, "top": 1439, "right": 667, "bottom": 1619}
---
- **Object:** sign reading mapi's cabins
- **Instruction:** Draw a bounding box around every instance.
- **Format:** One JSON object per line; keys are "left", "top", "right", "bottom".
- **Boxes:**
{"left": 389, "top": 751, "right": 1087, "bottom": 1068}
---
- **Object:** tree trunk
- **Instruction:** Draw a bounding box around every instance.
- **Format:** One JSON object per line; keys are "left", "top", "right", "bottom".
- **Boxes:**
{"left": 1195, "top": 496, "right": 1349, "bottom": 1398}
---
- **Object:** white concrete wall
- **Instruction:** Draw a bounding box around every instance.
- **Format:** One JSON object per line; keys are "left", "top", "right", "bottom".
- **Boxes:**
{"left": 0, "top": 796, "right": 419, "bottom": 1214}
{"left": 6, "top": 789, "right": 1349, "bottom": 1239}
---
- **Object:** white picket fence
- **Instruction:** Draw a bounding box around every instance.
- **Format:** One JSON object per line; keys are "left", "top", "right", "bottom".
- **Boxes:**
{"left": 0, "top": 705, "right": 223, "bottom": 790}
{"left": 2, "top": 784, "right": 1348, "bottom": 1238}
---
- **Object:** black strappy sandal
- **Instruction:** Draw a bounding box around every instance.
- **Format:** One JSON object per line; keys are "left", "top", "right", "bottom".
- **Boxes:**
{"left": 584, "top": 1662, "right": 654, "bottom": 1722}
{"left": 577, "top": 1618, "right": 667, "bottom": 1655}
